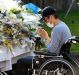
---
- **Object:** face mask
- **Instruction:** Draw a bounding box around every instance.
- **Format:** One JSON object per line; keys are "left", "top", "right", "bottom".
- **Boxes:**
{"left": 46, "top": 23, "right": 54, "bottom": 28}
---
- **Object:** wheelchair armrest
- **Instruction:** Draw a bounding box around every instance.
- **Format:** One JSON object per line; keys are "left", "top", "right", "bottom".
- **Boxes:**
{"left": 34, "top": 51, "right": 57, "bottom": 56}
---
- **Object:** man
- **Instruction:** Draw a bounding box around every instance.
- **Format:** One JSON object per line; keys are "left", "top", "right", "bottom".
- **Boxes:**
{"left": 37, "top": 6, "right": 71, "bottom": 54}
{"left": 16, "top": 6, "right": 71, "bottom": 75}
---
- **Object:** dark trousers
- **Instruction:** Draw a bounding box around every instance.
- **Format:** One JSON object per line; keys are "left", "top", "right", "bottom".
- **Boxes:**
{"left": 16, "top": 56, "right": 33, "bottom": 75}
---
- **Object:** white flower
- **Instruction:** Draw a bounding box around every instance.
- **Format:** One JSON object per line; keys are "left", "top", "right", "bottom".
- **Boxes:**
{"left": 9, "top": 14, "right": 17, "bottom": 19}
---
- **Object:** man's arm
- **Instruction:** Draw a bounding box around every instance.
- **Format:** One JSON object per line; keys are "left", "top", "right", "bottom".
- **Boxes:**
{"left": 37, "top": 27, "right": 61, "bottom": 53}
{"left": 45, "top": 36, "right": 51, "bottom": 44}
{"left": 46, "top": 27, "right": 61, "bottom": 53}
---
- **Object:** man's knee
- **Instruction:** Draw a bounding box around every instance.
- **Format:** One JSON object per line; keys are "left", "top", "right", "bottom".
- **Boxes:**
{"left": 16, "top": 56, "right": 33, "bottom": 75}
{"left": 17, "top": 56, "right": 33, "bottom": 66}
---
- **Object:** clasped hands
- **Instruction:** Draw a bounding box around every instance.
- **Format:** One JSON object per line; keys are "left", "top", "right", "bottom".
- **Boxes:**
{"left": 37, "top": 28, "right": 51, "bottom": 44}
{"left": 37, "top": 28, "right": 48, "bottom": 39}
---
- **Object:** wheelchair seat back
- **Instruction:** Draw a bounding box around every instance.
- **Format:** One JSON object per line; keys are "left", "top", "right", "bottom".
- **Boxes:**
{"left": 60, "top": 36, "right": 79, "bottom": 55}
{"left": 59, "top": 42, "right": 71, "bottom": 55}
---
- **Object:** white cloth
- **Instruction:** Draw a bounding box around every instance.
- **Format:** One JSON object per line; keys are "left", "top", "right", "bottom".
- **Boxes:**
{"left": 0, "top": 38, "right": 35, "bottom": 71}
{"left": 0, "top": 46, "right": 31, "bottom": 71}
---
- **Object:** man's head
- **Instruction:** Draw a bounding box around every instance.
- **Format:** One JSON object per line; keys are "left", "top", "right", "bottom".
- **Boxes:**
{"left": 42, "top": 6, "right": 58, "bottom": 28}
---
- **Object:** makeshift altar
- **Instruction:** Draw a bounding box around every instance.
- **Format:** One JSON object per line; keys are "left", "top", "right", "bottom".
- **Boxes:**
{"left": 0, "top": 0, "right": 42, "bottom": 72}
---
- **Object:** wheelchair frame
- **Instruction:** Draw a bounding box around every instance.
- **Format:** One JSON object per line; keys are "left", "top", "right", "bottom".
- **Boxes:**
{"left": 30, "top": 36, "right": 79, "bottom": 75}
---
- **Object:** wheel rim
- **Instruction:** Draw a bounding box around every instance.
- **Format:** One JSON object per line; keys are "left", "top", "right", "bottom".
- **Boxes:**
{"left": 39, "top": 59, "right": 75, "bottom": 75}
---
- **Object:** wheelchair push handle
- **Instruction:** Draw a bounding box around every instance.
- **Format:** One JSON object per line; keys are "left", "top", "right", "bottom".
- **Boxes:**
{"left": 65, "top": 36, "right": 79, "bottom": 44}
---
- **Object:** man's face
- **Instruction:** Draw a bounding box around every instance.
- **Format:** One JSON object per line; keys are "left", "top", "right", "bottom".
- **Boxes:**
{"left": 44, "top": 15, "right": 55, "bottom": 27}
{"left": 44, "top": 15, "right": 54, "bottom": 24}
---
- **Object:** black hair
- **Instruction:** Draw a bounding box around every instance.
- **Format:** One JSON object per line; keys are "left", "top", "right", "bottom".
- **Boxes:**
{"left": 42, "top": 6, "right": 57, "bottom": 19}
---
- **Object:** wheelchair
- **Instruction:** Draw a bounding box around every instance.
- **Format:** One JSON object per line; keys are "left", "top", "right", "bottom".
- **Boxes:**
{"left": 28, "top": 36, "right": 79, "bottom": 75}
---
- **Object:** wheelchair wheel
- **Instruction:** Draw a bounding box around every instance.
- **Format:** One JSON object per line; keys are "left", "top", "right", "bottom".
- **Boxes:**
{"left": 39, "top": 58, "right": 77, "bottom": 75}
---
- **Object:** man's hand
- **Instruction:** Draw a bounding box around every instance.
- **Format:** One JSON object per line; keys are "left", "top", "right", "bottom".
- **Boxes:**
{"left": 37, "top": 28, "right": 48, "bottom": 39}
{"left": 37, "top": 28, "right": 51, "bottom": 44}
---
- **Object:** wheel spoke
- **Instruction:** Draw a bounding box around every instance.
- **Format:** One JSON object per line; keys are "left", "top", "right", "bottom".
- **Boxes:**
{"left": 40, "top": 61, "right": 74, "bottom": 75}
